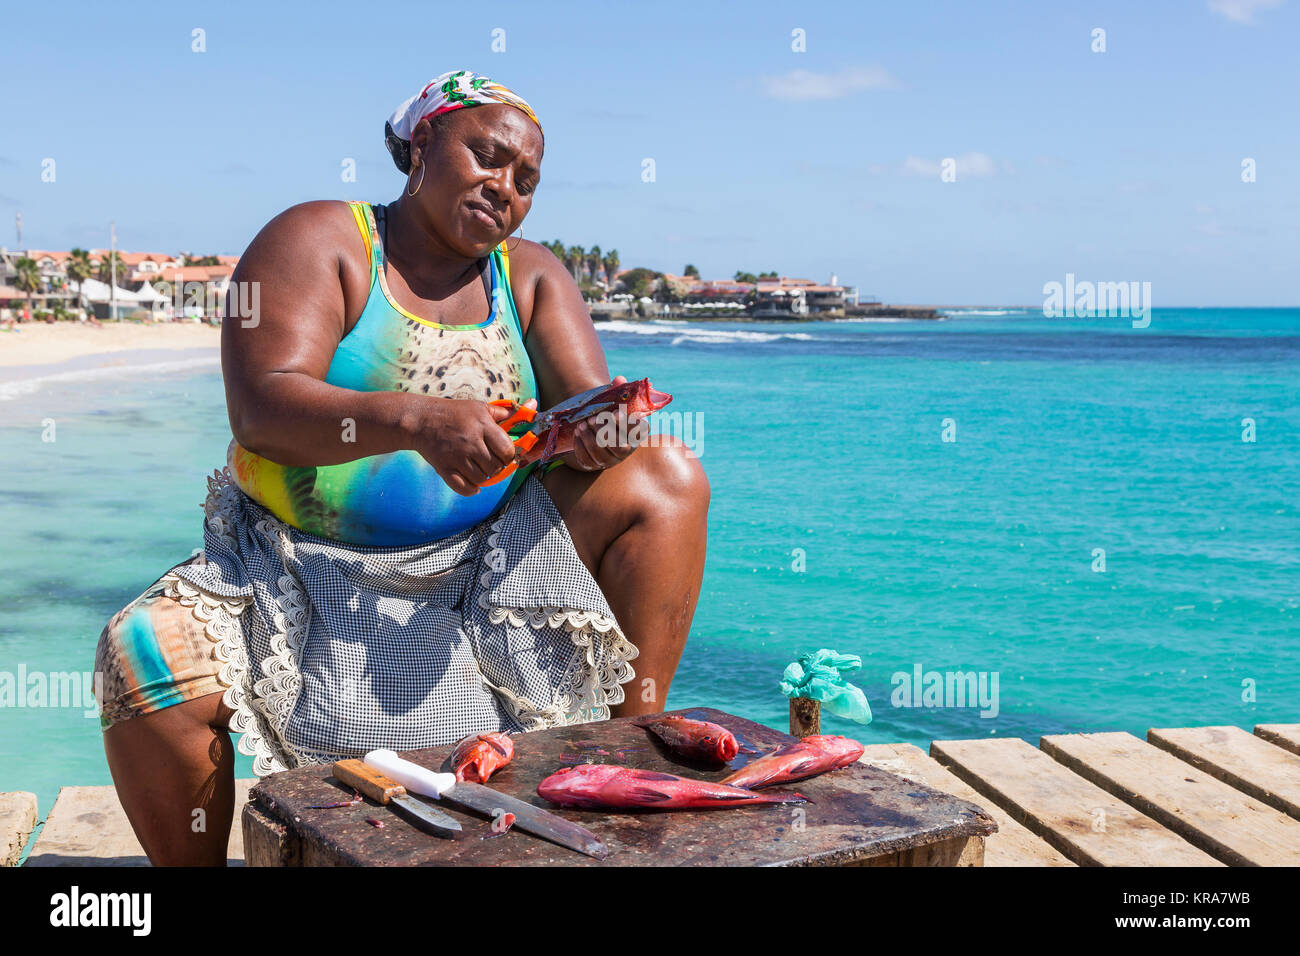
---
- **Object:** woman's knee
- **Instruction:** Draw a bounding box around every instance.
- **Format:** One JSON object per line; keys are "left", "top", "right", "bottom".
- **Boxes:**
{"left": 626, "top": 436, "right": 710, "bottom": 513}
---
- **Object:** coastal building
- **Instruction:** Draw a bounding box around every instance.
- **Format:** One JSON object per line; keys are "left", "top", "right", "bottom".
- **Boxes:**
{"left": 0, "top": 245, "right": 237, "bottom": 319}
{"left": 147, "top": 264, "right": 235, "bottom": 319}
{"left": 753, "top": 277, "right": 811, "bottom": 318}
{"left": 586, "top": 262, "right": 856, "bottom": 321}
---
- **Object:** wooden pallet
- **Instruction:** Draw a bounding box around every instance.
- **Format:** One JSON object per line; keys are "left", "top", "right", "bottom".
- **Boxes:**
{"left": 1041, "top": 731, "right": 1300, "bottom": 866}
{"left": 931, "top": 722, "right": 1300, "bottom": 866}
{"left": 860, "top": 743, "right": 1074, "bottom": 866}
{"left": 932, "top": 736, "right": 1222, "bottom": 866}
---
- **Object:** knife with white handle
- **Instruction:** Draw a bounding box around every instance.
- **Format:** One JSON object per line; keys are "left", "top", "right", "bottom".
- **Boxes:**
{"left": 364, "top": 749, "right": 609, "bottom": 859}
{"left": 331, "top": 759, "right": 461, "bottom": 838}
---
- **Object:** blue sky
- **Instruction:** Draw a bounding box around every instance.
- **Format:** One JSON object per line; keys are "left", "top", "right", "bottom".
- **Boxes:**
{"left": 2, "top": 0, "right": 1297, "bottom": 304}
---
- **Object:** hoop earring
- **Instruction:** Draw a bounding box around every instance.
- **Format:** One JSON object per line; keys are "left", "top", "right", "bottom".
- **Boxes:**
{"left": 406, "top": 162, "right": 426, "bottom": 197}
{"left": 508, "top": 224, "right": 524, "bottom": 250}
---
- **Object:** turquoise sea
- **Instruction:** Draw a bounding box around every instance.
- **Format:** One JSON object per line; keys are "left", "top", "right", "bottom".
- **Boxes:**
{"left": 2, "top": 308, "right": 1298, "bottom": 821}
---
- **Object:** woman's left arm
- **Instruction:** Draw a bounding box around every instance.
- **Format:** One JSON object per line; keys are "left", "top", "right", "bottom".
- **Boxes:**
{"left": 513, "top": 242, "right": 644, "bottom": 471}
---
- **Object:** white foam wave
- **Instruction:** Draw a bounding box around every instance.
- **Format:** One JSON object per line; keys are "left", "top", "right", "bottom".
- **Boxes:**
{"left": 596, "top": 319, "right": 815, "bottom": 344}
{"left": 0, "top": 355, "right": 220, "bottom": 402}
{"left": 828, "top": 316, "right": 915, "bottom": 324}
{"left": 941, "top": 309, "right": 1030, "bottom": 316}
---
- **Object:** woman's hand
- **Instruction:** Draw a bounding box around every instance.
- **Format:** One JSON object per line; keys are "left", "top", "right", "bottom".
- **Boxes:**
{"left": 409, "top": 397, "right": 536, "bottom": 496}
{"left": 563, "top": 375, "right": 648, "bottom": 473}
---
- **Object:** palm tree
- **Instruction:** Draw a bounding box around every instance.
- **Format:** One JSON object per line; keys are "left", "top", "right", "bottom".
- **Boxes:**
{"left": 603, "top": 249, "right": 619, "bottom": 287}
{"left": 565, "top": 245, "right": 585, "bottom": 282}
{"left": 13, "top": 258, "right": 41, "bottom": 320}
{"left": 586, "top": 245, "right": 602, "bottom": 283}
{"left": 67, "top": 249, "right": 93, "bottom": 311}
{"left": 96, "top": 251, "right": 127, "bottom": 286}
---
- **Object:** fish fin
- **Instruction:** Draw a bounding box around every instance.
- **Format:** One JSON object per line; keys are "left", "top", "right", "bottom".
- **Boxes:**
{"left": 541, "top": 425, "right": 559, "bottom": 462}
{"left": 632, "top": 770, "right": 682, "bottom": 782}
{"left": 626, "top": 786, "right": 674, "bottom": 803}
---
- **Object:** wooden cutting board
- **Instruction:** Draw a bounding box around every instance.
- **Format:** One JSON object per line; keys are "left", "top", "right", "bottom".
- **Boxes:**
{"left": 244, "top": 708, "right": 996, "bottom": 866}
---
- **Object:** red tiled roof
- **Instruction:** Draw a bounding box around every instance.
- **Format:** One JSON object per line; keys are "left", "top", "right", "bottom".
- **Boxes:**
{"left": 153, "top": 265, "right": 233, "bottom": 282}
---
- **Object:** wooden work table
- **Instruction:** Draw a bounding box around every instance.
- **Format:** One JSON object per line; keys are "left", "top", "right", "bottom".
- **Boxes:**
{"left": 242, "top": 708, "right": 997, "bottom": 866}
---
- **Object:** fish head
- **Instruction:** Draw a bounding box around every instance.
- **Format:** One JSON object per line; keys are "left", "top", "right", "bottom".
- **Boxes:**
{"left": 536, "top": 763, "right": 621, "bottom": 806}
{"left": 710, "top": 734, "right": 740, "bottom": 762}
{"left": 620, "top": 378, "right": 672, "bottom": 418}
{"left": 803, "top": 735, "right": 866, "bottom": 764}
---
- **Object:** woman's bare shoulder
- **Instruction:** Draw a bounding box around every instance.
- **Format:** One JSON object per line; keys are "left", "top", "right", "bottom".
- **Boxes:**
{"left": 502, "top": 238, "right": 574, "bottom": 336}
{"left": 232, "top": 201, "right": 371, "bottom": 313}
{"left": 236, "top": 200, "right": 362, "bottom": 274}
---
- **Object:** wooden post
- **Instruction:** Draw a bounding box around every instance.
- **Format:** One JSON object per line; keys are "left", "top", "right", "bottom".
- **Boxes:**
{"left": 790, "top": 697, "right": 820, "bottom": 737}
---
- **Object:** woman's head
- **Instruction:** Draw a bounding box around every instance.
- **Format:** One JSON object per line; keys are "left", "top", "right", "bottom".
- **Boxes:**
{"left": 386, "top": 70, "right": 543, "bottom": 258}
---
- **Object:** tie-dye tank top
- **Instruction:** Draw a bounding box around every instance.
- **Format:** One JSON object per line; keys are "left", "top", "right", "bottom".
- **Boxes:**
{"left": 228, "top": 200, "right": 554, "bottom": 546}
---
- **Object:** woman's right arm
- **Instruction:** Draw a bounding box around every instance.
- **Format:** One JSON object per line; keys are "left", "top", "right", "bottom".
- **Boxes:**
{"left": 221, "top": 201, "right": 518, "bottom": 496}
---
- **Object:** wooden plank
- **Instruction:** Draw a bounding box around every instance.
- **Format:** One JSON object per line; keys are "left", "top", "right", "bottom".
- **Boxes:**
{"left": 931, "top": 737, "right": 1221, "bottom": 867}
{"left": 24, "top": 778, "right": 256, "bottom": 866}
{"left": 1, "top": 792, "right": 39, "bottom": 867}
{"left": 1255, "top": 724, "right": 1300, "bottom": 757}
{"left": 861, "top": 743, "right": 1073, "bottom": 867}
{"left": 1149, "top": 726, "right": 1300, "bottom": 821}
{"left": 250, "top": 709, "right": 997, "bottom": 867}
{"left": 1041, "top": 732, "right": 1300, "bottom": 866}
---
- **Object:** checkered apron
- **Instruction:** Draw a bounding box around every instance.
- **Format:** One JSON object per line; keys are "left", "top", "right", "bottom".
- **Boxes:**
{"left": 163, "top": 468, "right": 637, "bottom": 776}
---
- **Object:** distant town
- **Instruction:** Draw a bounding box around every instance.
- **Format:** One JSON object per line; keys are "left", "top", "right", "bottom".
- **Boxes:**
{"left": 0, "top": 235, "right": 939, "bottom": 324}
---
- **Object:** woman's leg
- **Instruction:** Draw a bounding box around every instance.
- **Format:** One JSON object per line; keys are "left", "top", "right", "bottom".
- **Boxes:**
{"left": 539, "top": 436, "right": 709, "bottom": 716}
{"left": 97, "top": 584, "right": 239, "bottom": 866}
{"left": 103, "top": 690, "right": 236, "bottom": 866}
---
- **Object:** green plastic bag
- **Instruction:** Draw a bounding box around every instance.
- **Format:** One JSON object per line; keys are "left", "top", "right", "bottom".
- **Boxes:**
{"left": 781, "top": 649, "right": 872, "bottom": 724}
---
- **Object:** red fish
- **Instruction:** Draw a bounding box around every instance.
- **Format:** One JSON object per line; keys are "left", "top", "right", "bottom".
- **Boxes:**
{"left": 636, "top": 715, "right": 739, "bottom": 763}
{"left": 537, "top": 764, "right": 806, "bottom": 810}
{"left": 720, "top": 735, "right": 865, "bottom": 790}
{"left": 450, "top": 731, "right": 514, "bottom": 784}
{"left": 484, "top": 378, "right": 673, "bottom": 485}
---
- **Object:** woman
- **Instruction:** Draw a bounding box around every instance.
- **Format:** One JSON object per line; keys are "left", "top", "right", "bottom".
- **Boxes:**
{"left": 94, "top": 70, "right": 709, "bottom": 866}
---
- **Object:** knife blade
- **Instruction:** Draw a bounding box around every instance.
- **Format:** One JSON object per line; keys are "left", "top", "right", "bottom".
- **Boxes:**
{"left": 442, "top": 780, "right": 610, "bottom": 860}
{"left": 332, "top": 759, "right": 462, "bottom": 839}
{"left": 364, "top": 749, "right": 609, "bottom": 860}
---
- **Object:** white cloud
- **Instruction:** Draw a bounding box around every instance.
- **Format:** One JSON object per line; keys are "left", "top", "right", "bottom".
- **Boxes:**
{"left": 1208, "top": 0, "right": 1285, "bottom": 23}
{"left": 901, "top": 152, "right": 999, "bottom": 178}
{"left": 761, "top": 66, "right": 900, "bottom": 101}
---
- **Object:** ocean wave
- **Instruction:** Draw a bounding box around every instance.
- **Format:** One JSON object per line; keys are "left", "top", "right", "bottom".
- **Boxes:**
{"left": 942, "top": 309, "right": 1032, "bottom": 316}
{"left": 0, "top": 355, "right": 220, "bottom": 402}
{"left": 596, "top": 319, "right": 815, "bottom": 344}
{"left": 828, "top": 316, "right": 917, "bottom": 324}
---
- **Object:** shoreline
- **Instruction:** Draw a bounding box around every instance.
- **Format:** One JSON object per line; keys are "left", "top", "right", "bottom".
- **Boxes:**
{"left": 0, "top": 322, "right": 220, "bottom": 370}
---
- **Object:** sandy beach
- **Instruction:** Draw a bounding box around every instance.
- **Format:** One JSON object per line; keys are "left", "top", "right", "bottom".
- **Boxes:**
{"left": 0, "top": 322, "right": 220, "bottom": 368}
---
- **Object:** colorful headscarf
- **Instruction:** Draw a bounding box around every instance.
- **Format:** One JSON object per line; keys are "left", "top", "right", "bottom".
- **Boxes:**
{"left": 385, "top": 69, "right": 542, "bottom": 173}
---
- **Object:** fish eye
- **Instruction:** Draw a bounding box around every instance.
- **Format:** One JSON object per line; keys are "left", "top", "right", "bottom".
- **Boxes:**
{"left": 620, "top": 389, "right": 631, "bottom": 400}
